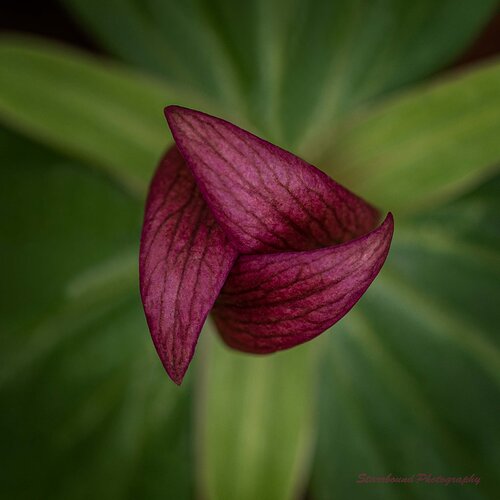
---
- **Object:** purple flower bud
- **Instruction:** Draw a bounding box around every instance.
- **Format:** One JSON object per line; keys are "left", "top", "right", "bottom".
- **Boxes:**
{"left": 140, "top": 106, "right": 394, "bottom": 384}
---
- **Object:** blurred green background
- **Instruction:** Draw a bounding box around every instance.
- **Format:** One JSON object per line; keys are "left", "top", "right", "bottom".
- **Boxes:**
{"left": 1, "top": 1, "right": 500, "bottom": 499}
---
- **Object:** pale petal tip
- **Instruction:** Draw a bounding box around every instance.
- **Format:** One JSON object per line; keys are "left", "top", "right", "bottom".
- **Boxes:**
{"left": 149, "top": 332, "right": 191, "bottom": 386}
{"left": 164, "top": 104, "right": 199, "bottom": 124}
{"left": 151, "top": 337, "right": 190, "bottom": 385}
{"left": 164, "top": 104, "right": 182, "bottom": 119}
{"left": 382, "top": 211, "right": 394, "bottom": 236}
{"left": 166, "top": 363, "right": 187, "bottom": 386}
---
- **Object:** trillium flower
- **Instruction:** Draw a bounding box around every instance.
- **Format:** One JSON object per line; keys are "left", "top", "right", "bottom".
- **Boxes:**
{"left": 140, "top": 106, "right": 394, "bottom": 384}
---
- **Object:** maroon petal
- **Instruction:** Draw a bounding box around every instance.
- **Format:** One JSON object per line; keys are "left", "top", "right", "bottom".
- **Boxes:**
{"left": 165, "top": 105, "right": 379, "bottom": 254}
{"left": 139, "top": 146, "right": 238, "bottom": 384}
{"left": 213, "top": 214, "right": 394, "bottom": 353}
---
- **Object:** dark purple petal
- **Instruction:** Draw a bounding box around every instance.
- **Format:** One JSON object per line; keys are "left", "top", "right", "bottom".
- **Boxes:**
{"left": 213, "top": 214, "right": 394, "bottom": 353}
{"left": 139, "top": 146, "right": 238, "bottom": 384}
{"left": 165, "top": 105, "right": 380, "bottom": 254}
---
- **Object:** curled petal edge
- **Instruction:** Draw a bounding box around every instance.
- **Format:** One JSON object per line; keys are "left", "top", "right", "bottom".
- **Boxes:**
{"left": 213, "top": 213, "right": 394, "bottom": 353}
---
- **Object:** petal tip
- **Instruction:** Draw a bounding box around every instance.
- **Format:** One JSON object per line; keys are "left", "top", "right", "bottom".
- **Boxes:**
{"left": 164, "top": 104, "right": 183, "bottom": 118}
{"left": 164, "top": 104, "right": 199, "bottom": 125}
{"left": 149, "top": 330, "right": 191, "bottom": 385}
{"left": 146, "top": 325, "right": 192, "bottom": 386}
{"left": 381, "top": 211, "right": 395, "bottom": 237}
{"left": 165, "top": 363, "right": 187, "bottom": 386}
{"left": 164, "top": 105, "right": 205, "bottom": 152}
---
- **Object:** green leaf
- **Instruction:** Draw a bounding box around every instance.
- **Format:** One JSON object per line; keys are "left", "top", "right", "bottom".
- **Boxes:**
{"left": 286, "top": 0, "right": 499, "bottom": 150}
{"left": 0, "top": 35, "right": 208, "bottom": 196}
{"left": 0, "top": 127, "right": 141, "bottom": 332}
{"left": 312, "top": 174, "right": 500, "bottom": 500}
{"left": 60, "top": 0, "right": 498, "bottom": 146}
{"left": 197, "top": 330, "right": 316, "bottom": 500}
{"left": 323, "top": 60, "right": 500, "bottom": 214}
{"left": 60, "top": 0, "right": 248, "bottom": 116}
{"left": 0, "top": 128, "right": 194, "bottom": 499}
